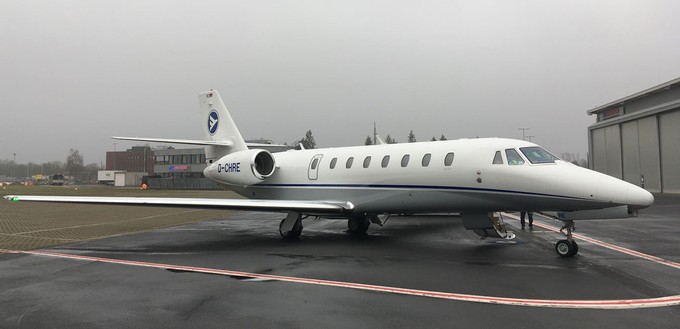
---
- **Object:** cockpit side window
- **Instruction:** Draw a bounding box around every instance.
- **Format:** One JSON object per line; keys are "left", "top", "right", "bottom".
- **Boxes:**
{"left": 505, "top": 149, "right": 525, "bottom": 165}
{"left": 520, "top": 147, "right": 560, "bottom": 164}
{"left": 492, "top": 151, "right": 503, "bottom": 164}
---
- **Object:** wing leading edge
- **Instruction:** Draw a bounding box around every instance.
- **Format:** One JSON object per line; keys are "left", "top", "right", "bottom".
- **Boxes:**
{"left": 111, "top": 136, "right": 233, "bottom": 147}
{"left": 2, "top": 195, "right": 354, "bottom": 215}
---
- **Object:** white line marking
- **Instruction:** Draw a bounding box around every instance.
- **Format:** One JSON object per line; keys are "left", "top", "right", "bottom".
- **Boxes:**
{"left": 2, "top": 249, "right": 679, "bottom": 309}
{"left": 16, "top": 209, "right": 205, "bottom": 235}
{"left": 503, "top": 213, "right": 680, "bottom": 270}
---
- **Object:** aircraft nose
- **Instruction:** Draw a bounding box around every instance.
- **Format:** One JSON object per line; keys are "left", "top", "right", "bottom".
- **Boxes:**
{"left": 626, "top": 185, "right": 654, "bottom": 210}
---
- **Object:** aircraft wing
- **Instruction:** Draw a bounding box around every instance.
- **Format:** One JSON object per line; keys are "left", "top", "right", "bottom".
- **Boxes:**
{"left": 112, "top": 136, "right": 233, "bottom": 147}
{"left": 3, "top": 195, "right": 354, "bottom": 215}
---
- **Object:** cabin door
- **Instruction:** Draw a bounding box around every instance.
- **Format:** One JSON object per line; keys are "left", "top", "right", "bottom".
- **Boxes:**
{"left": 308, "top": 154, "right": 323, "bottom": 180}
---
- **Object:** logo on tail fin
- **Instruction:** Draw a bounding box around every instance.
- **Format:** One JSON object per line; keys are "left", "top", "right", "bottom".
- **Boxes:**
{"left": 208, "top": 110, "right": 219, "bottom": 135}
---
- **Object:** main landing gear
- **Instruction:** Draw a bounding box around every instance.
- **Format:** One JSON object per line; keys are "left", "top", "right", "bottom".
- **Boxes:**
{"left": 347, "top": 215, "right": 371, "bottom": 235}
{"left": 279, "top": 212, "right": 303, "bottom": 239}
{"left": 278, "top": 213, "right": 385, "bottom": 239}
{"left": 555, "top": 220, "right": 578, "bottom": 257}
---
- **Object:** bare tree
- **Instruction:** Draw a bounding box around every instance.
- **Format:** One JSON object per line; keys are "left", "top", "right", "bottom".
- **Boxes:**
{"left": 66, "top": 149, "right": 85, "bottom": 180}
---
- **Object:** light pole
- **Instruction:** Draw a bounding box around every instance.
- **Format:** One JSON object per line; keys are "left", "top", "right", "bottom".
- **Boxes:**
{"left": 517, "top": 128, "right": 530, "bottom": 141}
{"left": 11, "top": 153, "right": 16, "bottom": 178}
{"left": 113, "top": 143, "right": 117, "bottom": 170}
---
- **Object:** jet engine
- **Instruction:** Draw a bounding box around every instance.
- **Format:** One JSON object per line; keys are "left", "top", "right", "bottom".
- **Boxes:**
{"left": 204, "top": 149, "right": 276, "bottom": 186}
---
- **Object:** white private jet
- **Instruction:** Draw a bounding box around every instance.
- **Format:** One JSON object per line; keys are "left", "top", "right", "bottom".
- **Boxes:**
{"left": 4, "top": 90, "right": 654, "bottom": 257}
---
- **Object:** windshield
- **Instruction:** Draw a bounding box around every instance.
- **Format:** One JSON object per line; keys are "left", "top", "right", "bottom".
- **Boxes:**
{"left": 519, "top": 147, "right": 560, "bottom": 164}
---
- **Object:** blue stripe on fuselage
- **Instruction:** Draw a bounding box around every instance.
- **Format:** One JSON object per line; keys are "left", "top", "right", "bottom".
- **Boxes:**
{"left": 254, "top": 183, "right": 590, "bottom": 201}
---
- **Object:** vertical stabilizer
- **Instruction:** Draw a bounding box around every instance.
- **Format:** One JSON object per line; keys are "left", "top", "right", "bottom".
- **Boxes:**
{"left": 199, "top": 90, "right": 247, "bottom": 161}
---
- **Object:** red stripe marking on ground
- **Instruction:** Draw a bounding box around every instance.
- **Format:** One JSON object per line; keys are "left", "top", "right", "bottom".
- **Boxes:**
{"left": 2, "top": 249, "right": 679, "bottom": 309}
{"left": 503, "top": 213, "right": 680, "bottom": 270}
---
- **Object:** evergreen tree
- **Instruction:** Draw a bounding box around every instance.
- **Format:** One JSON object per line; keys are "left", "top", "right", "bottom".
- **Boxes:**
{"left": 431, "top": 136, "right": 437, "bottom": 141}
{"left": 439, "top": 134, "right": 447, "bottom": 141}
{"left": 298, "top": 130, "right": 317, "bottom": 149}
{"left": 385, "top": 135, "right": 397, "bottom": 144}
{"left": 364, "top": 136, "right": 373, "bottom": 145}
{"left": 407, "top": 130, "right": 416, "bottom": 143}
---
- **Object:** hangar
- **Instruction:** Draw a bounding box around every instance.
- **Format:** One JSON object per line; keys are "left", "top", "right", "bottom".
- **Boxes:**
{"left": 588, "top": 77, "right": 680, "bottom": 193}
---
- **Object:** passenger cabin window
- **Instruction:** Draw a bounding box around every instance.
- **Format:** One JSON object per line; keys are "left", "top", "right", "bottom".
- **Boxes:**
{"left": 311, "top": 158, "right": 319, "bottom": 170}
{"left": 444, "top": 152, "right": 454, "bottom": 166}
{"left": 346, "top": 157, "right": 354, "bottom": 168}
{"left": 505, "top": 149, "right": 524, "bottom": 165}
{"left": 520, "top": 147, "right": 559, "bottom": 164}
{"left": 381, "top": 155, "right": 390, "bottom": 168}
{"left": 492, "top": 151, "right": 503, "bottom": 164}
{"left": 363, "top": 156, "right": 372, "bottom": 168}
{"left": 422, "top": 153, "right": 431, "bottom": 167}
{"left": 330, "top": 157, "right": 337, "bottom": 169}
{"left": 401, "top": 154, "right": 410, "bottom": 167}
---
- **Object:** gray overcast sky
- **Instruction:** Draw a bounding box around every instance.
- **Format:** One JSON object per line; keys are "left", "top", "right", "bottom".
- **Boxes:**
{"left": 2, "top": 0, "right": 680, "bottom": 164}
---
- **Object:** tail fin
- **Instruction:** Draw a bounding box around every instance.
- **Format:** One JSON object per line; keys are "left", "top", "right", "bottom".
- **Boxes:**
{"left": 199, "top": 90, "right": 247, "bottom": 161}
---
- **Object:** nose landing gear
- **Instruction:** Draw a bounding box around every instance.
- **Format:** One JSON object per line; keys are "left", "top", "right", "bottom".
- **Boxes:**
{"left": 555, "top": 220, "right": 578, "bottom": 257}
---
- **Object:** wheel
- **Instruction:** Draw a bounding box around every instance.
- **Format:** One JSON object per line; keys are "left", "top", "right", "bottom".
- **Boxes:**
{"left": 555, "top": 240, "right": 576, "bottom": 257}
{"left": 280, "top": 218, "right": 303, "bottom": 239}
{"left": 348, "top": 216, "right": 370, "bottom": 234}
{"left": 569, "top": 240, "right": 579, "bottom": 256}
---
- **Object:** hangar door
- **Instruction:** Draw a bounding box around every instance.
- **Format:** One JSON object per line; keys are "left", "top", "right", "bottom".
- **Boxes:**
{"left": 592, "top": 128, "right": 607, "bottom": 173}
{"left": 621, "top": 121, "right": 639, "bottom": 185}
{"left": 604, "top": 125, "right": 622, "bottom": 179}
{"left": 660, "top": 110, "right": 680, "bottom": 193}
{"left": 637, "top": 116, "right": 661, "bottom": 192}
{"left": 591, "top": 125, "right": 623, "bottom": 180}
{"left": 621, "top": 117, "right": 661, "bottom": 192}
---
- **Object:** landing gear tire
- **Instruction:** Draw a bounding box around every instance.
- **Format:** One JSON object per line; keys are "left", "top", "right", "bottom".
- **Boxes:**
{"left": 348, "top": 216, "right": 370, "bottom": 235}
{"left": 280, "top": 218, "right": 303, "bottom": 239}
{"left": 554, "top": 219, "right": 578, "bottom": 257}
{"left": 555, "top": 240, "right": 578, "bottom": 257}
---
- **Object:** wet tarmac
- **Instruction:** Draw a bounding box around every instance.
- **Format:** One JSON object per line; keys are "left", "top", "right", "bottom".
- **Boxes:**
{"left": 1, "top": 195, "right": 679, "bottom": 328}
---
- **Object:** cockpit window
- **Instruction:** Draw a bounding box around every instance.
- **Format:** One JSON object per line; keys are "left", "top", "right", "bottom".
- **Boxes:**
{"left": 492, "top": 151, "right": 503, "bottom": 164}
{"left": 520, "top": 147, "right": 560, "bottom": 164}
{"left": 505, "top": 149, "right": 525, "bottom": 165}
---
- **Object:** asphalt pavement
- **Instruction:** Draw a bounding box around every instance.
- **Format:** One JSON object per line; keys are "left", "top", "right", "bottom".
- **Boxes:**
{"left": 1, "top": 194, "right": 679, "bottom": 328}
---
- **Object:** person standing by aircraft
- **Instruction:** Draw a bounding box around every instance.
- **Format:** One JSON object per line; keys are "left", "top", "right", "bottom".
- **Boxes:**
{"left": 520, "top": 211, "right": 533, "bottom": 229}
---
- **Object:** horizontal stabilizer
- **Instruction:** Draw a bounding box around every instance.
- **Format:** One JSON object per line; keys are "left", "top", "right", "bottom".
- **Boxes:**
{"left": 3, "top": 195, "right": 355, "bottom": 215}
{"left": 112, "top": 136, "right": 233, "bottom": 147}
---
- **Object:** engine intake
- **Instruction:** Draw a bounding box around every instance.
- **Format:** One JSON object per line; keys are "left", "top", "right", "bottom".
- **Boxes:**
{"left": 204, "top": 149, "right": 276, "bottom": 186}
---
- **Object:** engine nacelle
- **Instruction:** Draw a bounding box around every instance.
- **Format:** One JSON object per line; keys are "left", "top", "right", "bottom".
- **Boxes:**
{"left": 204, "top": 149, "right": 276, "bottom": 186}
